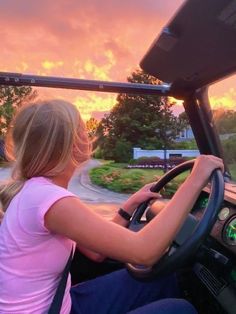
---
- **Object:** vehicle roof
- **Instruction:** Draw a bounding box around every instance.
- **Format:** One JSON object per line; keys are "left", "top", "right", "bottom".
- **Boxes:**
{"left": 140, "top": 0, "right": 236, "bottom": 96}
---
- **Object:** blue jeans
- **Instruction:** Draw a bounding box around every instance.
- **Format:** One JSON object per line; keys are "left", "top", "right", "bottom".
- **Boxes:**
{"left": 70, "top": 269, "right": 197, "bottom": 314}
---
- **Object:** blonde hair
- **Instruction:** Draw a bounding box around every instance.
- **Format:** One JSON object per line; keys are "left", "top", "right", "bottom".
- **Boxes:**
{"left": 0, "top": 99, "right": 91, "bottom": 212}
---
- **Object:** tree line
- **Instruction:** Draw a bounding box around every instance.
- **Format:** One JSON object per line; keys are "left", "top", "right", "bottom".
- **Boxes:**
{"left": 89, "top": 69, "right": 191, "bottom": 162}
{"left": 1, "top": 70, "right": 236, "bottom": 164}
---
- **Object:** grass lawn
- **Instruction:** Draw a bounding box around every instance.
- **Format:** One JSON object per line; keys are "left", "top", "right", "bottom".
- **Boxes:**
{"left": 228, "top": 164, "right": 236, "bottom": 180}
{"left": 90, "top": 162, "right": 188, "bottom": 196}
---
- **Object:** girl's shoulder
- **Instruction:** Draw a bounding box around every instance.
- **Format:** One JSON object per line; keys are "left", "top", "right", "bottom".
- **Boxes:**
{"left": 25, "top": 176, "right": 71, "bottom": 193}
{"left": 22, "top": 176, "right": 74, "bottom": 207}
{"left": 14, "top": 177, "right": 75, "bottom": 234}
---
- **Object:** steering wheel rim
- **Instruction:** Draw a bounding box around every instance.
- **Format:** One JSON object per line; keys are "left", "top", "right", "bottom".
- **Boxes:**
{"left": 126, "top": 159, "right": 225, "bottom": 280}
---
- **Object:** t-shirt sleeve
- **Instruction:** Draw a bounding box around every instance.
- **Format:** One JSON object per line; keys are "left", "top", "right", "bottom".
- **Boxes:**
{"left": 37, "top": 185, "right": 75, "bottom": 232}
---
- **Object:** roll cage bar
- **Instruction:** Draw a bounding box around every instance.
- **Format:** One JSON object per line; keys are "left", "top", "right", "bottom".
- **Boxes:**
{"left": 0, "top": 72, "right": 170, "bottom": 96}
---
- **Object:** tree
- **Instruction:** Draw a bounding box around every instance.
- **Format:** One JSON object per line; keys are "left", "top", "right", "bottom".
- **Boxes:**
{"left": 86, "top": 117, "right": 99, "bottom": 139}
{"left": 177, "top": 111, "right": 189, "bottom": 131}
{"left": 96, "top": 69, "right": 179, "bottom": 162}
{"left": 213, "top": 108, "right": 236, "bottom": 134}
{"left": 222, "top": 135, "right": 236, "bottom": 164}
{"left": 172, "top": 111, "right": 197, "bottom": 149}
{"left": 0, "top": 85, "right": 37, "bottom": 138}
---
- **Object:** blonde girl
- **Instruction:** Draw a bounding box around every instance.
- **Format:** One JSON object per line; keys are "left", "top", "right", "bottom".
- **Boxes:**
{"left": 0, "top": 100, "right": 223, "bottom": 314}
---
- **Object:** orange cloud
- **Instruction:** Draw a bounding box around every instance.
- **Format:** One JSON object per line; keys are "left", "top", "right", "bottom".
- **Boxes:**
{"left": 14, "top": 62, "right": 30, "bottom": 72}
{"left": 83, "top": 50, "right": 116, "bottom": 80}
{"left": 74, "top": 93, "right": 117, "bottom": 121}
{"left": 210, "top": 88, "right": 236, "bottom": 110}
{"left": 42, "top": 60, "right": 64, "bottom": 71}
{"left": 0, "top": 0, "right": 235, "bottom": 120}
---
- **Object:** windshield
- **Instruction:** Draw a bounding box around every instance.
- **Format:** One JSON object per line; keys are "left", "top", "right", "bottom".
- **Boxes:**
{"left": 209, "top": 74, "right": 236, "bottom": 182}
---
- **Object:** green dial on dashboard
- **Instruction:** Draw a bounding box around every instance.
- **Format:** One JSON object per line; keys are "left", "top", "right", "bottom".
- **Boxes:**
{"left": 223, "top": 217, "right": 236, "bottom": 246}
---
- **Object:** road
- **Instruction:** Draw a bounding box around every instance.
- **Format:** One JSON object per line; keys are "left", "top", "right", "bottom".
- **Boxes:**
{"left": 0, "top": 159, "right": 130, "bottom": 219}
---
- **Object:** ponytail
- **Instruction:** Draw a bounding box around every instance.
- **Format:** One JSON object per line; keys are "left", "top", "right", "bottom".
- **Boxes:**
{"left": 0, "top": 179, "right": 25, "bottom": 212}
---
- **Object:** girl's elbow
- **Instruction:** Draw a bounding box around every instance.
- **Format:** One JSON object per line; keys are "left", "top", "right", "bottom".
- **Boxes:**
{"left": 131, "top": 238, "right": 166, "bottom": 267}
{"left": 93, "top": 255, "right": 106, "bottom": 263}
{"left": 140, "top": 253, "right": 161, "bottom": 267}
{"left": 131, "top": 246, "right": 161, "bottom": 267}
{"left": 86, "top": 252, "right": 106, "bottom": 263}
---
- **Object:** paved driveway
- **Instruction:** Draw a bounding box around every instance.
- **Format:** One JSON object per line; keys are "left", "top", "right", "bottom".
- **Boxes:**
{"left": 0, "top": 160, "right": 130, "bottom": 219}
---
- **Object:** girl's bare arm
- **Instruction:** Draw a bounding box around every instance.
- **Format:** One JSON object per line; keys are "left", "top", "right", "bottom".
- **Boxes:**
{"left": 45, "top": 155, "right": 224, "bottom": 266}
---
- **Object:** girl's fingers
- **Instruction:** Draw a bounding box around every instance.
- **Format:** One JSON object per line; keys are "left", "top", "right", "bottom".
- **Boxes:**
{"left": 149, "top": 192, "right": 162, "bottom": 199}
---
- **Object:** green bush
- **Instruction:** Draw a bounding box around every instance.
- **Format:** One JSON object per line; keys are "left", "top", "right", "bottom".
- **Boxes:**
{"left": 93, "top": 147, "right": 103, "bottom": 159}
{"left": 173, "top": 140, "right": 197, "bottom": 149}
{"left": 127, "top": 156, "right": 189, "bottom": 168}
{"left": 113, "top": 140, "right": 132, "bottom": 163}
{"left": 96, "top": 140, "right": 132, "bottom": 162}
{"left": 135, "top": 157, "right": 161, "bottom": 165}
{"left": 222, "top": 135, "right": 236, "bottom": 164}
{"left": 89, "top": 163, "right": 187, "bottom": 195}
{"left": 90, "top": 164, "right": 145, "bottom": 193}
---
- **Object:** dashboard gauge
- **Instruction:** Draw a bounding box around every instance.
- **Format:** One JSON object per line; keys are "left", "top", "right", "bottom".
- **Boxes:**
{"left": 218, "top": 207, "right": 230, "bottom": 221}
{"left": 223, "top": 216, "right": 236, "bottom": 246}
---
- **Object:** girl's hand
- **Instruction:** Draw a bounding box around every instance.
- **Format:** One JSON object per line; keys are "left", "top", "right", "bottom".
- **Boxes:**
{"left": 190, "top": 155, "right": 224, "bottom": 186}
{"left": 123, "top": 155, "right": 224, "bottom": 213}
{"left": 124, "top": 182, "right": 161, "bottom": 212}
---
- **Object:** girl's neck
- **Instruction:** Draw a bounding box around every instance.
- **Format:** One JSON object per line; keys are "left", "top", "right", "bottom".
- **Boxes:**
{"left": 51, "top": 162, "right": 76, "bottom": 188}
{"left": 52, "top": 176, "right": 70, "bottom": 188}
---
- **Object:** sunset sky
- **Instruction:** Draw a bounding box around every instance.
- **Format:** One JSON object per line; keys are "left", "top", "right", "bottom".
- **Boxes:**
{"left": 1, "top": 0, "right": 235, "bottom": 120}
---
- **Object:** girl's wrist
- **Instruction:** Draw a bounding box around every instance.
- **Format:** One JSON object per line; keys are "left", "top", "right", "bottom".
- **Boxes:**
{"left": 186, "top": 173, "right": 205, "bottom": 190}
{"left": 122, "top": 197, "right": 137, "bottom": 214}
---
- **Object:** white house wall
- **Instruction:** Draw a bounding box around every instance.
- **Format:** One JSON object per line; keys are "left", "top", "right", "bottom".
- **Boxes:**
{"left": 133, "top": 147, "right": 200, "bottom": 159}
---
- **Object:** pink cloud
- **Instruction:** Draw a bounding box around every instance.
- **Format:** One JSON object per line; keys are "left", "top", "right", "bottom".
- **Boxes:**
{"left": 0, "top": 0, "right": 184, "bottom": 76}
{"left": 0, "top": 0, "right": 234, "bottom": 120}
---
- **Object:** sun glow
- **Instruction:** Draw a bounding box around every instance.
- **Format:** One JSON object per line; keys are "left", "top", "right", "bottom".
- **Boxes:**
{"left": 210, "top": 88, "right": 236, "bottom": 111}
{"left": 170, "top": 88, "right": 236, "bottom": 113}
{"left": 42, "top": 60, "right": 64, "bottom": 71}
{"left": 74, "top": 93, "right": 117, "bottom": 121}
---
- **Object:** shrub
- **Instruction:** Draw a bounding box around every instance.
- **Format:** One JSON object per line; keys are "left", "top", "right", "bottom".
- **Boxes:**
{"left": 113, "top": 140, "right": 132, "bottom": 163}
{"left": 127, "top": 156, "right": 189, "bottom": 169}
{"left": 93, "top": 147, "right": 103, "bottom": 159}
{"left": 222, "top": 135, "right": 236, "bottom": 164}
{"left": 90, "top": 164, "right": 145, "bottom": 193}
{"left": 89, "top": 162, "right": 187, "bottom": 196}
{"left": 173, "top": 140, "right": 197, "bottom": 149}
{"left": 134, "top": 157, "right": 162, "bottom": 165}
{"left": 168, "top": 156, "right": 189, "bottom": 165}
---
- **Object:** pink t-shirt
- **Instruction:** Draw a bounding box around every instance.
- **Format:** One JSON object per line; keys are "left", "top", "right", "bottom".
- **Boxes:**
{"left": 0, "top": 177, "right": 75, "bottom": 314}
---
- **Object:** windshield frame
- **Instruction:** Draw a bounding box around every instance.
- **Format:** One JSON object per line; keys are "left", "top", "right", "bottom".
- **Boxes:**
{"left": 183, "top": 86, "right": 230, "bottom": 180}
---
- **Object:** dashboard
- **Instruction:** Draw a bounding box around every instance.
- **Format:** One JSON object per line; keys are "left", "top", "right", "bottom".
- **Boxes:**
{"left": 193, "top": 191, "right": 236, "bottom": 256}
{"left": 190, "top": 184, "right": 236, "bottom": 314}
{"left": 196, "top": 182, "right": 236, "bottom": 256}
{"left": 147, "top": 184, "right": 236, "bottom": 314}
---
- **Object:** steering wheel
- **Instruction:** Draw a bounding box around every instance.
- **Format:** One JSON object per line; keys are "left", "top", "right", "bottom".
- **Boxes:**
{"left": 126, "top": 159, "right": 224, "bottom": 280}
